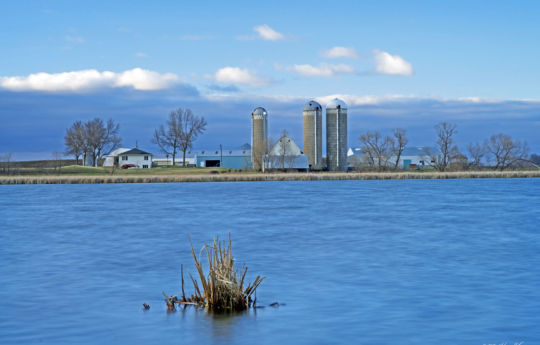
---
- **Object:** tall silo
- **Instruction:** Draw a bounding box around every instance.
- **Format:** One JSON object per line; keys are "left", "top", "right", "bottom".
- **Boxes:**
{"left": 251, "top": 107, "right": 268, "bottom": 170}
{"left": 326, "top": 98, "right": 348, "bottom": 171}
{"left": 303, "top": 100, "right": 323, "bottom": 170}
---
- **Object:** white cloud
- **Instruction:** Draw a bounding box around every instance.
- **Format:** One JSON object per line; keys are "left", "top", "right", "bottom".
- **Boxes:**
{"left": 322, "top": 46, "right": 359, "bottom": 59}
{"left": 0, "top": 68, "right": 179, "bottom": 92}
{"left": 315, "top": 94, "right": 416, "bottom": 106}
{"left": 253, "top": 25, "right": 284, "bottom": 41}
{"left": 373, "top": 50, "right": 413, "bottom": 76}
{"left": 135, "top": 52, "right": 148, "bottom": 58}
{"left": 291, "top": 63, "right": 355, "bottom": 77}
{"left": 65, "top": 35, "right": 85, "bottom": 43}
{"left": 214, "top": 67, "right": 269, "bottom": 86}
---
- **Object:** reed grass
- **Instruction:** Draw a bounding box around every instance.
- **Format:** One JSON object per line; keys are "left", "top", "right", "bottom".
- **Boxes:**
{"left": 164, "top": 234, "right": 264, "bottom": 312}
{"left": 1, "top": 170, "right": 539, "bottom": 184}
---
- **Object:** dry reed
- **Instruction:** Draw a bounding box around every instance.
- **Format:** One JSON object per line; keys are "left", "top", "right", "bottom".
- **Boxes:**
{"left": 163, "top": 234, "right": 264, "bottom": 312}
{"left": 1, "top": 170, "right": 539, "bottom": 184}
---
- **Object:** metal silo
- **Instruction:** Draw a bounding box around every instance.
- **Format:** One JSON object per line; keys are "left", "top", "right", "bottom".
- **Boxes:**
{"left": 251, "top": 107, "right": 268, "bottom": 170}
{"left": 326, "top": 98, "right": 348, "bottom": 171}
{"left": 303, "top": 100, "right": 323, "bottom": 170}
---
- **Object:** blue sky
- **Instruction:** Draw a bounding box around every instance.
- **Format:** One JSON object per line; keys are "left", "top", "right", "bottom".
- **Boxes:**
{"left": 1, "top": 0, "right": 539, "bottom": 160}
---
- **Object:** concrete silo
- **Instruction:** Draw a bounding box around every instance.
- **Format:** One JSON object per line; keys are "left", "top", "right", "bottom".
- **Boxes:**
{"left": 251, "top": 107, "right": 268, "bottom": 170}
{"left": 302, "top": 100, "right": 323, "bottom": 170}
{"left": 326, "top": 98, "right": 348, "bottom": 171}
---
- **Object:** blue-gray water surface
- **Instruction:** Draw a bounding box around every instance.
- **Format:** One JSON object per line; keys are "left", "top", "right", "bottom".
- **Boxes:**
{"left": 1, "top": 179, "right": 539, "bottom": 345}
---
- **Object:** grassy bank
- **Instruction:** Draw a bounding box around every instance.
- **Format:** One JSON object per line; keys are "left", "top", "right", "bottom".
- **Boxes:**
{"left": 1, "top": 170, "right": 539, "bottom": 185}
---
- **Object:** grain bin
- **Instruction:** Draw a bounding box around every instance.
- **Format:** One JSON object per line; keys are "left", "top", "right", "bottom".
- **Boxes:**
{"left": 302, "top": 100, "right": 323, "bottom": 170}
{"left": 326, "top": 98, "right": 347, "bottom": 171}
{"left": 251, "top": 107, "right": 268, "bottom": 170}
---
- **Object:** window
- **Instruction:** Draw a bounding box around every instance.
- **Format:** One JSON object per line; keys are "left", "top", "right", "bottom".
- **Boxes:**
{"left": 144, "top": 155, "right": 148, "bottom": 160}
{"left": 122, "top": 155, "right": 127, "bottom": 160}
{"left": 143, "top": 164, "right": 149, "bottom": 169}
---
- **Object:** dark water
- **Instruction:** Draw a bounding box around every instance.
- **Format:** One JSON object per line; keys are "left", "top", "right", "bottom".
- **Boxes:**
{"left": 1, "top": 179, "right": 539, "bottom": 345}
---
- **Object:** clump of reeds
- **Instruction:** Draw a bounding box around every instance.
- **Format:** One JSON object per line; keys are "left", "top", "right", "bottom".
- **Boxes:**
{"left": 163, "top": 233, "right": 264, "bottom": 312}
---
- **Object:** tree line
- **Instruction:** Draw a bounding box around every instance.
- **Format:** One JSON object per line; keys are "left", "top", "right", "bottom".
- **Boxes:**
{"left": 355, "top": 122, "right": 534, "bottom": 171}
{"left": 64, "top": 118, "right": 121, "bottom": 166}
{"left": 64, "top": 108, "right": 206, "bottom": 167}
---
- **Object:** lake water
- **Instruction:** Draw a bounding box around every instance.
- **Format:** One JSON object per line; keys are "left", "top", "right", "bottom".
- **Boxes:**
{"left": 1, "top": 179, "right": 539, "bottom": 345}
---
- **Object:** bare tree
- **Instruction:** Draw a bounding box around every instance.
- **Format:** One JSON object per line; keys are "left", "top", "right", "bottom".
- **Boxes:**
{"left": 153, "top": 108, "right": 206, "bottom": 167}
{"left": 152, "top": 113, "right": 181, "bottom": 166}
{"left": 84, "top": 118, "right": 121, "bottom": 166}
{"left": 434, "top": 122, "right": 458, "bottom": 171}
{"left": 359, "top": 131, "right": 393, "bottom": 171}
{"left": 52, "top": 151, "right": 64, "bottom": 172}
{"left": 467, "top": 141, "right": 486, "bottom": 169}
{"left": 64, "top": 118, "right": 120, "bottom": 167}
{"left": 391, "top": 128, "right": 408, "bottom": 170}
{"left": 486, "top": 133, "right": 529, "bottom": 170}
{"left": 178, "top": 109, "right": 207, "bottom": 167}
{"left": 64, "top": 120, "right": 86, "bottom": 165}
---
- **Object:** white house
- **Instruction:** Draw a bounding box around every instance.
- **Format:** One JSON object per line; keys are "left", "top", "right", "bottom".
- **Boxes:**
{"left": 115, "top": 148, "right": 153, "bottom": 169}
{"left": 103, "top": 148, "right": 130, "bottom": 167}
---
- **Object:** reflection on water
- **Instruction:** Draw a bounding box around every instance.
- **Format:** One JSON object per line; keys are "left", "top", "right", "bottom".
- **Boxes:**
{"left": 1, "top": 179, "right": 539, "bottom": 344}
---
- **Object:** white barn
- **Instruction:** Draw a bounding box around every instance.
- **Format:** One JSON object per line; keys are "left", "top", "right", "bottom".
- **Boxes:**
{"left": 266, "top": 134, "right": 309, "bottom": 170}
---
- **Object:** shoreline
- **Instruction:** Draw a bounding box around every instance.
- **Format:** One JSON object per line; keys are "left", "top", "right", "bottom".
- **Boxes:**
{"left": 1, "top": 170, "right": 539, "bottom": 185}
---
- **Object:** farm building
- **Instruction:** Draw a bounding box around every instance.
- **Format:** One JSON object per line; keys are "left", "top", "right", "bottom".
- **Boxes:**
{"left": 103, "top": 148, "right": 130, "bottom": 167}
{"left": 347, "top": 146, "right": 441, "bottom": 170}
{"left": 103, "top": 148, "right": 153, "bottom": 169}
{"left": 152, "top": 156, "right": 196, "bottom": 167}
{"left": 265, "top": 134, "right": 309, "bottom": 171}
{"left": 192, "top": 149, "right": 251, "bottom": 169}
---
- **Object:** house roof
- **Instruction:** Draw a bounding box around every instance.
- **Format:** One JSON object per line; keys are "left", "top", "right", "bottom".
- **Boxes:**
{"left": 105, "top": 148, "right": 130, "bottom": 157}
{"left": 121, "top": 148, "right": 152, "bottom": 155}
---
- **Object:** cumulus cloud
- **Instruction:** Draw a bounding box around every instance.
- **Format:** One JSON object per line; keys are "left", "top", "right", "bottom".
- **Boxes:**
{"left": 373, "top": 50, "right": 413, "bottom": 76}
{"left": 322, "top": 46, "right": 359, "bottom": 59}
{"left": 291, "top": 63, "right": 355, "bottom": 77}
{"left": 253, "top": 25, "right": 284, "bottom": 41}
{"left": 0, "top": 68, "right": 179, "bottom": 92}
{"left": 315, "top": 94, "right": 417, "bottom": 106}
{"left": 213, "top": 67, "right": 269, "bottom": 86}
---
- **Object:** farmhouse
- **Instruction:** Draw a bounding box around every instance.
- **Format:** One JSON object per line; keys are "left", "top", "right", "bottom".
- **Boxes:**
{"left": 103, "top": 148, "right": 153, "bottom": 168}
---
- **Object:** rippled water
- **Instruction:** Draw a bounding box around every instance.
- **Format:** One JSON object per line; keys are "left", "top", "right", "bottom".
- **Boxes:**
{"left": 1, "top": 179, "right": 539, "bottom": 345}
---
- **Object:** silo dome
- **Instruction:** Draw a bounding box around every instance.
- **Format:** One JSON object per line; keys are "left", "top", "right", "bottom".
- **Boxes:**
{"left": 303, "top": 100, "right": 321, "bottom": 111}
{"left": 252, "top": 107, "right": 267, "bottom": 116}
{"left": 326, "top": 98, "right": 347, "bottom": 110}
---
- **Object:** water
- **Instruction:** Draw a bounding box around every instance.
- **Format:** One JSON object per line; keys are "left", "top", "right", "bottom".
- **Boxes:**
{"left": 1, "top": 179, "right": 539, "bottom": 345}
